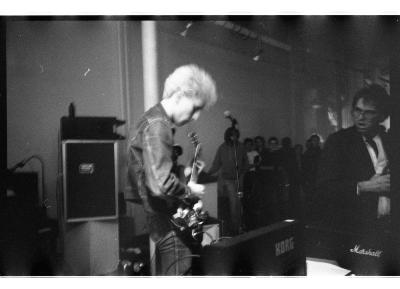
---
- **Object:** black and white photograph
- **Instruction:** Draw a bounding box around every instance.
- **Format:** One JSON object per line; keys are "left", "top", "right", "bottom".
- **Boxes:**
{"left": 2, "top": 1, "right": 400, "bottom": 281}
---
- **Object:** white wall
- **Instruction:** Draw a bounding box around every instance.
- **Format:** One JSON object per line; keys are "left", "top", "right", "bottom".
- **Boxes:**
{"left": 7, "top": 21, "right": 129, "bottom": 218}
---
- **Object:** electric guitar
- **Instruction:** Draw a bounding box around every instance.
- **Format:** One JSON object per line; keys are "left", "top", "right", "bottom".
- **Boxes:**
{"left": 171, "top": 132, "right": 208, "bottom": 239}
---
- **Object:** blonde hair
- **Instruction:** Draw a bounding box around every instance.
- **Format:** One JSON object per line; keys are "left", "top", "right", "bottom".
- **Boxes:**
{"left": 162, "top": 64, "right": 218, "bottom": 109}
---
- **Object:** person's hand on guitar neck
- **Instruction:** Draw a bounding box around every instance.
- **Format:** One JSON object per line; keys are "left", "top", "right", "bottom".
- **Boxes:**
{"left": 187, "top": 181, "right": 205, "bottom": 199}
{"left": 195, "top": 159, "right": 206, "bottom": 174}
{"left": 184, "top": 160, "right": 206, "bottom": 178}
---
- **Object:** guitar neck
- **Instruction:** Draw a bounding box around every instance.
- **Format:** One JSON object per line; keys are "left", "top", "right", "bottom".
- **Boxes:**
{"left": 189, "top": 144, "right": 200, "bottom": 183}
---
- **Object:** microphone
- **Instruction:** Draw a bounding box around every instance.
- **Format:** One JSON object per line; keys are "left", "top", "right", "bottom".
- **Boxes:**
{"left": 224, "top": 110, "right": 237, "bottom": 127}
{"left": 224, "top": 110, "right": 233, "bottom": 120}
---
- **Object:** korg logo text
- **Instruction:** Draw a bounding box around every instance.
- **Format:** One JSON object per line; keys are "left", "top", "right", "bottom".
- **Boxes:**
{"left": 79, "top": 163, "right": 95, "bottom": 174}
{"left": 275, "top": 237, "right": 294, "bottom": 256}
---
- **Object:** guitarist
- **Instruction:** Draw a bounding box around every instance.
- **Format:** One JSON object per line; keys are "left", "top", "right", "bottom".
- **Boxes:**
{"left": 127, "top": 64, "right": 218, "bottom": 275}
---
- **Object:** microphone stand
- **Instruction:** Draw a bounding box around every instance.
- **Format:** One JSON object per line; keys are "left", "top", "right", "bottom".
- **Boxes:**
{"left": 228, "top": 116, "right": 244, "bottom": 235}
{"left": 232, "top": 140, "right": 244, "bottom": 234}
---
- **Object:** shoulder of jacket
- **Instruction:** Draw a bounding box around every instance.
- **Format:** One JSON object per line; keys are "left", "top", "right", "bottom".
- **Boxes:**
{"left": 328, "top": 126, "right": 355, "bottom": 139}
{"left": 324, "top": 127, "right": 358, "bottom": 150}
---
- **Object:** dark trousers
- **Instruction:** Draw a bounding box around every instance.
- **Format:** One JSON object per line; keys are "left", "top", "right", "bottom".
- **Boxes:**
{"left": 217, "top": 178, "right": 242, "bottom": 236}
{"left": 243, "top": 171, "right": 258, "bottom": 231}
{"left": 155, "top": 230, "right": 201, "bottom": 275}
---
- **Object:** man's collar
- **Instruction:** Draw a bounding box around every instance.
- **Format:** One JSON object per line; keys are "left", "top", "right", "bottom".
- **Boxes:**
{"left": 355, "top": 125, "right": 386, "bottom": 139}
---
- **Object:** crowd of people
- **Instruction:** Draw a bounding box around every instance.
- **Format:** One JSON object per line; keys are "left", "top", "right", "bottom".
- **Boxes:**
{"left": 169, "top": 128, "right": 325, "bottom": 236}
{"left": 230, "top": 132, "right": 323, "bottom": 232}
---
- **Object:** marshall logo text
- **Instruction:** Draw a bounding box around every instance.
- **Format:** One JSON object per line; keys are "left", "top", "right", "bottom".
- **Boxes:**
{"left": 349, "top": 245, "right": 383, "bottom": 258}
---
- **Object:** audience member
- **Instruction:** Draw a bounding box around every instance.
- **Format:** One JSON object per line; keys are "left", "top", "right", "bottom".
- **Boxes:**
{"left": 242, "top": 137, "right": 260, "bottom": 230}
{"left": 303, "top": 134, "right": 322, "bottom": 221}
{"left": 316, "top": 84, "right": 392, "bottom": 234}
{"left": 279, "top": 137, "right": 300, "bottom": 219}
{"left": 208, "top": 127, "right": 249, "bottom": 236}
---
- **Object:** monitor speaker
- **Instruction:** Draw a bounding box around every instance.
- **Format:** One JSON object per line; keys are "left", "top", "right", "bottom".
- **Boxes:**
{"left": 62, "top": 140, "right": 118, "bottom": 222}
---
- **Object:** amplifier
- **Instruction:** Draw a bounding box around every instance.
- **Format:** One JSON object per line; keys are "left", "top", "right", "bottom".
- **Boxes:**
{"left": 306, "top": 225, "right": 400, "bottom": 275}
{"left": 62, "top": 140, "right": 119, "bottom": 222}
{"left": 61, "top": 116, "right": 125, "bottom": 140}
{"left": 201, "top": 220, "right": 306, "bottom": 276}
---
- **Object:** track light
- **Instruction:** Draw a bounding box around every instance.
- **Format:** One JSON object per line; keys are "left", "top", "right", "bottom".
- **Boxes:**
{"left": 180, "top": 21, "right": 193, "bottom": 37}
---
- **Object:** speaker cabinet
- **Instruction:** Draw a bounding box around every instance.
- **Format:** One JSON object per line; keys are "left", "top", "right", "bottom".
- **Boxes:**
{"left": 201, "top": 220, "right": 306, "bottom": 276}
{"left": 62, "top": 140, "right": 118, "bottom": 222}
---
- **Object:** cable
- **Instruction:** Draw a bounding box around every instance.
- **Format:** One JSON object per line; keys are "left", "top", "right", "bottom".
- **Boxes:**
{"left": 33, "top": 155, "right": 46, "bottom": 207}
{"left": 192, "top": 230, "right": 215, "bottom": 244}
{"left": 164, "top": 254, "right": 200, "bottom": 276}
{"left": 211, "top": 236, "right": 233, "bottom": 245}
{"left": 149, "top": 232, "right": 184, "bottom": 275}
{"left": 170, "top": 217, "right": 186, "bottom": 231}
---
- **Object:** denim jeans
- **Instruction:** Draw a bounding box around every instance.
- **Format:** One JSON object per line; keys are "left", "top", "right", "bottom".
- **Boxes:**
{"left": 155, "top": 230, "right": 200, "bottom": 275}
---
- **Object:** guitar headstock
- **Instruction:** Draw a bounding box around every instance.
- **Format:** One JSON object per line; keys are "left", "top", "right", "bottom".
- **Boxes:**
{"left": 188, "top": 132, "right": 200, "bottom": 148}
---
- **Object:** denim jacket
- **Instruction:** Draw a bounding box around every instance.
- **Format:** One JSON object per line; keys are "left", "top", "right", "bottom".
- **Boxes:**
{"left": 127, "top": 103, "right": 191, "bottom": 238}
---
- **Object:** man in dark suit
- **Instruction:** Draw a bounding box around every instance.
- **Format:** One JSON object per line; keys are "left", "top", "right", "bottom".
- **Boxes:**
{"left": 316, "top": 84, "right": 391, "bottom": 234}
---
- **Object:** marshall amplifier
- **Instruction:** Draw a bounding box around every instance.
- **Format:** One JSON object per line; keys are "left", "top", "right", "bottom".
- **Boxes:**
{"left": 200, "top": 220, "right": 306, "bottom": 276}
{"left": 306, "top": 225, "right": 400, "bottom": 275}
{"left": 62, "top": 140, "right": 119, "bottom": 222}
